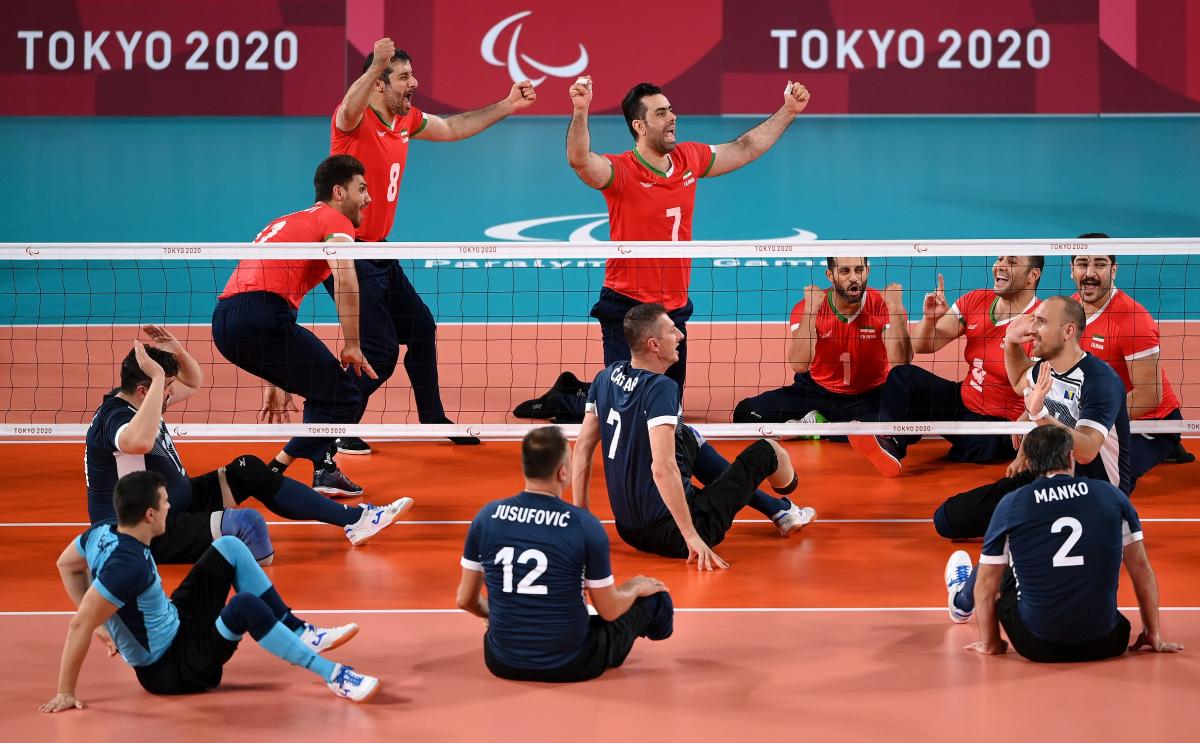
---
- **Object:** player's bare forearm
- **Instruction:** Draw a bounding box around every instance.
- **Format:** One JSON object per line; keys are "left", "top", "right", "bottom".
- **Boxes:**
{"left": 653, "top": 463, "right": 699, "bottom": 542}
{"left": 1004, "top": 340, "right": 1034, "bottom": 393}
{"left": 422, "top": 100, "right": 513, "bottom": 142}
{"left": 973, "top": 565, "right": 1003, "bottom": 648}
{"left": 786, "top": 332, "right": 812, "bottom": 373}
{"left": 54, "top": 621, "right": 95, "bottom": 698}
{"left": 884, "top": 316, "right": 914, "bottom": 366}
{"left": 910, "top": 316, "right": 955, "bottom": 355}
{"left": 1126, "top": 356, "right": 1163, "bottom": 419}
{"left": 1124, "top": 543, "right": 1162, "bottom": 636}
{"left": 59, "top": 566, "right": 90, "bottom": 608}
{"left": 328, "top": 260, "right": 363, "bottom": 346}
{"left": 118, "top": 377, "right": 166, "bottom": 454}
{"left": 708, "top": 107, "right": 796, "bottom": 177}
{"left": 172, "top": 347, "right": 205, "bottom": 392}
{"left": 566, "top": 111, "right": 611, "bottom": 187}
{"left": 571, "top": 415, "right": 601, "bottom": 509}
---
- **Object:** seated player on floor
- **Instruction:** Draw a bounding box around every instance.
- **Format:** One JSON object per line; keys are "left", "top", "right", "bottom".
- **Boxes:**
{"left": 933, "top": 296, "right": 1132, "bottom": 539}
{"left": 571, "top": 303, "right": 816, "bottom": 571}
{"left": 733, "top": 256, "right": 912, "bottom": 428}
{"left": 86, "top": 329, "right": 412, "bottom": 566}
{"left": 849, "top": 256, "right": 1043, "bottom": 476}
{"left": 456, "top": 426, "right": 674, "bottom": 682}
{"left": 1069, "top": 240, "right": 1193, "bottom": 476}
{"left": 941, "top": 425, "right": 1182, "bottom": 663}
{"left": 41, "top": 472, "right": 380, "bottom": 713}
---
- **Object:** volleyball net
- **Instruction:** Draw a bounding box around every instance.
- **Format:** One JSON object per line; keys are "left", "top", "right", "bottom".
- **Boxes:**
{"left": 1, "top": 238, "right": 1196, "bottom": 441}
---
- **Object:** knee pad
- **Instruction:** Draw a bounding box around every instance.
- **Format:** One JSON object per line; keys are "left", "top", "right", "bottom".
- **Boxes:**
{"left": 224, "top": 455, "right": 284, "bottom": 505}
{"left": 218, "top": 592, "right": 276, "bottom": 640}
{"left": 219, "top": 510, "right": 274, "bottom": 564}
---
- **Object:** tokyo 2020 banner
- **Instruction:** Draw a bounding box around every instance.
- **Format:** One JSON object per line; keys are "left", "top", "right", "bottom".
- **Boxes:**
{"left": 3, "top": 0, "right": 1198, "bottom": 115}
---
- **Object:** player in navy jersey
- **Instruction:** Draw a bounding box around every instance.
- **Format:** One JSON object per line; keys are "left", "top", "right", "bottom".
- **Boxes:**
{"left": 86, "top": 329, "right": 412, "bottom": 565}
{"left": 41, "top": 471, "right": 380, "bottom": 713}
{"left": 572, "top": 303, "right": 815, "bottom": 571}
{"left": 456, "top": 427, "right": 673, "bottom": 682}
{"left": 934, "top": 296, "right": 1132, "bottom": 539}
{"left": 941, "top": 426, "right": 1181, "bottom": 663}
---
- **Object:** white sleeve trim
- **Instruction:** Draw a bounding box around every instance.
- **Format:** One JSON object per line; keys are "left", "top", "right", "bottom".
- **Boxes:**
{"left": 1122, "top": 520, "right": 1144, "bottom": 547}
{"left": 950, "top": 302, "right": 963, "bottom": 319}
{"left": 113, "top": 422, "right": 133, "bottom": 454}
{"left": 789, "top": 322, "right": 800, "bottom": 333}
{"left": 460, "top": 557, "right": 483, "bottom": 572}
{"left": 584, "top": 402, "right": 597, "bottom": 414}
{"left": 646, "top": 415, "right": 678, "bottom": 429}
{"left": 978, "top": 554, "right": 1009, "bottom": 565}
{"left": 1077, "top": 419, "right": 1110, "bottom": 436}
{"left": 1124, "top": 346, "right": 1160, "bottom": 362}
{"left": 327, "top": 232, "right": 354, "bottom": 242}
{"left": 584, "top": 575, "right": 615, "bottom": 589}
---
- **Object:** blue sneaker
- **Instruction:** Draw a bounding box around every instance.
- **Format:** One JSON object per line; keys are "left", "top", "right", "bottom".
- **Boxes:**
{"left": 327, "top": 664, "right": 379, "bottom": 702}
{"left": 345, "top": 497, "right": 414, "bottom": 546}
{"left": 299, "top": 622, "right": 359, "bottom": 653}
{"left": 945, "top": 550, "right": 974, "bottom": 624}
{"left": 313, "top": 467, "right": 364, "bottom": 497}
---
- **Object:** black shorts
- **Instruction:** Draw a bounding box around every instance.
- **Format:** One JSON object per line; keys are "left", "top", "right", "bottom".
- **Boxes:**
{"left": 617, "top": 440, "right": 778, "bottom": 558}
{"left": 483, "top": 594, "right": 668, "bottom": 682}
{"left": 932, "top": 470, "right": 1037, "bottom": 540}
{"left": 134, "top": 547, "right": 239, "bottom": 694}
{"left": 145, "top": 470, "right": 237, "bottom": 564}
{"left": 996, "top": 569, "right": 1131, "bottom": 663}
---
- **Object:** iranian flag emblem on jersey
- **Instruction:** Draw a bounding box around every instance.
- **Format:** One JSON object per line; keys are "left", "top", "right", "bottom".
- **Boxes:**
{"left": 1092, "top": 335, "right": 1106, "bottom": 349}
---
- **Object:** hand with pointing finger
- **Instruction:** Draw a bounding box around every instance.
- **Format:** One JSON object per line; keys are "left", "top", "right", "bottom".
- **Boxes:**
{"left": 923, "top": 274, "right": 949, "bottom": 322}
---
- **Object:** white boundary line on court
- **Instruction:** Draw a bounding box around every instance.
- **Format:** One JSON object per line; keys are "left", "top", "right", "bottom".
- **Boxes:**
{"left": 3, "top": 606, "right": 1198, "bottom": 617}
{"left": 3, "top": 517, "right": 1198, "bottom": 527}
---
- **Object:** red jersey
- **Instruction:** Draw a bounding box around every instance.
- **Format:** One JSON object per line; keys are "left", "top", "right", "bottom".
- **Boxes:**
{"left": 1073, "top": 288, "right": 1180, "bottom": 420}
{"left": 788, "top": 288, "right": 893, "bottom": 394}
{"left": 219, "top": 203, "right": 353, "bottom": 310}
{"left": 330, "top": 104, "right": 427, "bottom": 242}
{"left": 951, "top": 290, "right": 1040, "bottom": 420}
{"left": 600, "top": 142, "right": 715, "bottom": 310}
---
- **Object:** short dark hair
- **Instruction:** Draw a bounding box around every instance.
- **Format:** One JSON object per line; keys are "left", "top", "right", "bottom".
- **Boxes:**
{"left": 1049, "top": 295, "right": 1087, "bottom": 337}
{"left": 1077, "top": 233, "right": 1116, "bottom": 264}
{"left": 363, "top": 48, "right": 412, "bottom": 84}
{"left": 314, "top": 155, "right": 366, "bottom": 202}
{"left": 119, "top": 346, "right": 180, "bottom": 394}
{"left": 623, "top": 302, "right": 668, "bottom": 352}
{"left": 1023, "top": 425, "right": 1074, "bottom": 479}
{"left": 621, "top": 82, "right": 664, "bottom": 140}
{"left": 1023, "top": 255, "right": 1045, "bottom": 288}
{"left": 522, "top": 426, "right": 568, "bottom": 480}
{"left": 826, "top": 256, "right": 870, "bottom": 271}
{"left": 114, "top": 470, "right": 167, "bottom": 526}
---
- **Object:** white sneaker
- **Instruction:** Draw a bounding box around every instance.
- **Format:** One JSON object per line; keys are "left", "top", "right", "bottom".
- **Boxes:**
{"left": 945, "top": 550, "right": 974, "bottom": 624}
{"left": 299, "top": 622, "right": 359, "bottom": 653}
{"left": 327, "top": 664, "right": 380, "bottom": 702}
{"left": 773, "top": 501, "right": 817, "bottom": 537}
{"left": 783, "top": 410, "right": 828, "bottom": 441}
{"left": 345, "top": 497, "right": 414, "bottom": 547}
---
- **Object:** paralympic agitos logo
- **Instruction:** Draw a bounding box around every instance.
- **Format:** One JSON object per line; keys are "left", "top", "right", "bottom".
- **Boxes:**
{"left": 481, "top": 11, "right": 588, "bottom": 87}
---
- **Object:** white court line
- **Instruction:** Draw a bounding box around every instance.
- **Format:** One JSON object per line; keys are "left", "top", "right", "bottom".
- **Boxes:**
{"left": 3, "top": 517, "right": 1200, "bottom": 528}
{"left": 3, "top": 606, "right": 1199, "bottom": 617}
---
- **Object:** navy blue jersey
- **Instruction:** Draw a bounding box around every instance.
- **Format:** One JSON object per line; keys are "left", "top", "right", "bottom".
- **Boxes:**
{"left": 85, "top": 391, "right": 190, "bottom": 522}
{"left": 981, "top": 474, "right": 1142, "bottom": 644}
{"left": 586, "top": 362, "right": 682, "bottom": 529}
{"left": 1028, "top": 354, "right": 1132, "bottom": 493}
{"left": 77, "top": 523, "right": 180, "bottom": 667}
{"left": 462, "top": 491, "right": 614, "bottom": 670}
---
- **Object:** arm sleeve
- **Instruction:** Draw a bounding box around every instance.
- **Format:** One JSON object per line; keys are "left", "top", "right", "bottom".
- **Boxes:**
{"left": 320, "top": 210, "right": 356, "bottom": 243}
{"left": 644, "top": 379, "right": 681, "bottom": 429}
{"left": 581, "top": 513, "right": 615, "bottom": 588}
{"left": 460, "top": 512, "right": 485, "bottom": 572}
{"left": 788, "top": 300, "right": 805, "bottom": 332}
{"left": 330, "top": 105, "right": 360, "bottom": 146}
{"left": 979, "top": 496, "right": 1013, "bottom": 564}
{"left": 101, "top": 406, "right": 135, "bottom": 454}
{"left": 600, "top": 154, "right": 622, "bottom": 192}
{"left": 92, "top": 556, "right": 149, "bottom": 609}
{"left": 585, "top": 374, "right": 599, "bottom": 416}
{"left": 1078, "top": 368, "right": 1122, "bottom": 435}
{"left": 1124, "top": 305, "right": 1162, "bottom": 361}
{"left": 409, "top": 106, "right": 428, "bottom": 136}
{"left": 1118, "top": 491, "right": 1144, "bottom": 547}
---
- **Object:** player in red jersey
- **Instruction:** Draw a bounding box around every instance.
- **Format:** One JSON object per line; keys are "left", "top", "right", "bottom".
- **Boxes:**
{"left": 513, "top": 76, "right": 811, "bottom": 423}
{"left": 733, "top": 257, "right": 912, "bottom": 425}
{"left": 1070, "top": 245, "right": 1193, "bottom": 476}
{"left": 850, "top": 256, "right": 1044, "bottom": 477}
{"left": 213, "top": 155, "right": 377, "bottom": 497}
{"left": 324, "top": 37, "right": 536, "bottom": 453}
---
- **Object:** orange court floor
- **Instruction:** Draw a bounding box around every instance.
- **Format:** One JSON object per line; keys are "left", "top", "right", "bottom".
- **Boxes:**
{"left": 1, "top": 437, "right": 1198, "bottom": 742}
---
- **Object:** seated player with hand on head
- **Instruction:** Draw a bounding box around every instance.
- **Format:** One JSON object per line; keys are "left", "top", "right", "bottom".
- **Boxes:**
{"left": 87, "top": 327, "right": 412, "bottom": 566}
{"left": 572, "top": 303, "right": 816, "bottom": 571}
{"left": 942, "top": 425, "right": 1182, "bottom": 663}
{"left": 734, "top": 257, "right": 912, "bottom": 427}
{"left": 41, "top": 471, "right": 379, "bottom": 714}
{"left": 457, "top": 426, "right": 673, "bottom": 682}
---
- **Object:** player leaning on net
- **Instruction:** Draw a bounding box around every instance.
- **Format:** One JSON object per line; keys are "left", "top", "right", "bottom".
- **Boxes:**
{"left": 91, "top": 328, "right": 411, "bottom": 561}
{"left": 41, "top": 471, "right": 379, "bottom": 713}
{"left": 326, "top": 37, "right": 537, "bottom": 454}
{"left": 733, "top": 257, "right": 912, "bottom": 427}
{"left": 456, "top": 426, "right": 674, "bottom": 682}
{"left": 849, "top": 256, "right": 1044, "bottom": 477}
{"left": 214, "top": 155, "right": 375, "bottom": 497}
{"left": 1070, "top": 237, "right": 1194, "bottom": 476}
{"left": 572, "top": 304, "right": 816, "bottom": 571}
{"left": 513, "top": 75, "right": 811, "bottom": 424}
{"left": 933, "top": 296, "right": 1133, "bottom": 539}
{"left": 941, "top": 425, "right": 1182, "bottom": 663}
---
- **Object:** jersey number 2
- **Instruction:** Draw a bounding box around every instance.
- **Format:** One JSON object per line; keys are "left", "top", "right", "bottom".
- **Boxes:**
{"left": 1051, "top": 516, "right": 1084, "bottom": 567}
{"left": 495, "top": 546, "right": 548, "bottom": 594}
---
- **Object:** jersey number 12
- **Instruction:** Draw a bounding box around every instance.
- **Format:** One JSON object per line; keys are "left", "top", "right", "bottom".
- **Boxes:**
{"left": 495, "top": 546, "right": 548, "bottom": 594}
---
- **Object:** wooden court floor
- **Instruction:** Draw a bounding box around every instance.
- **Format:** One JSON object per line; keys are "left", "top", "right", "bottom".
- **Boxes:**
{"left": 2, "top": 438, "right": 1198, "bottom": 742}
